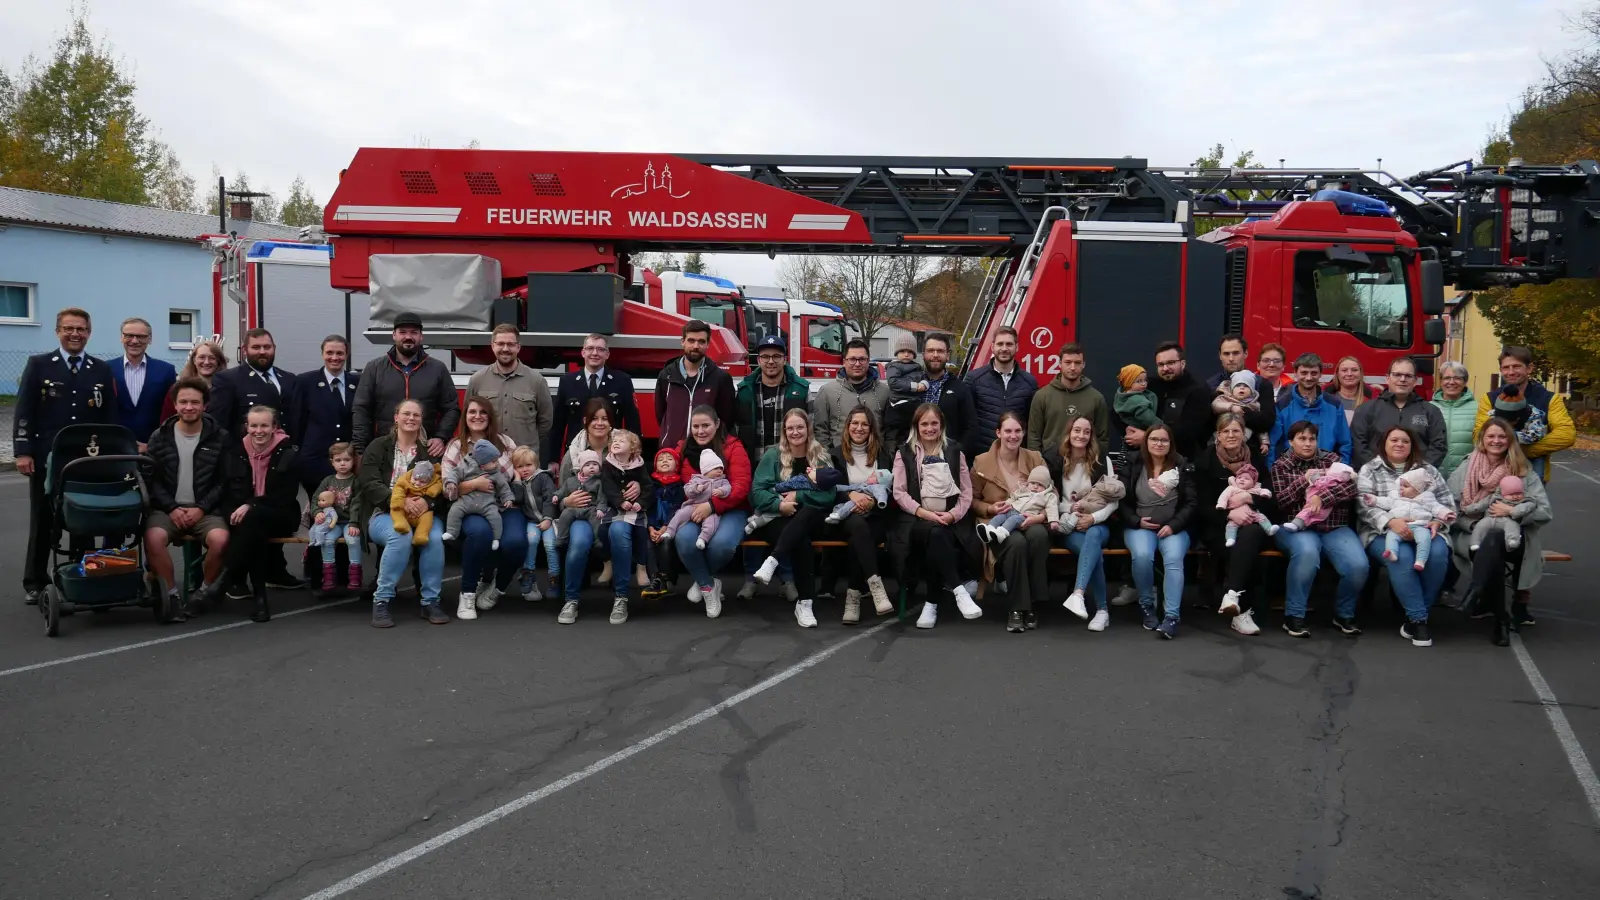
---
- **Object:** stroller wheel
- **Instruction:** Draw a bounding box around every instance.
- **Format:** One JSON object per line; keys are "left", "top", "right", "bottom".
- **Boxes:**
{"left": 44, "top": 586, "right": 62, "bottom": 638}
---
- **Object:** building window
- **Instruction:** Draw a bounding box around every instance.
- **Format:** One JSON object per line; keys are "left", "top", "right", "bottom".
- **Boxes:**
{"left": 0, "top": 282, "right": 36, "bottom": 324}
{"left": 169, "top": 309, "right": 199, "bottom": 349}
{"left": 1559, "top": 375, "right": 1571, "bottom": 394}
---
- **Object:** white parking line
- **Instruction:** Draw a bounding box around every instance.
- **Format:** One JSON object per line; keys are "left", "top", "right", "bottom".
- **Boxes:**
{"left": 1554, "top": 461, "right": 1600, "bottom": 487}
{"left": 0, "top": 577, "right": 460, "bottom": 679}
{"left": 298, "top": 617, "right": 898, "bottom": 900}
{"left": 1511, "top": 634, "right": 1600, "bottom": 827}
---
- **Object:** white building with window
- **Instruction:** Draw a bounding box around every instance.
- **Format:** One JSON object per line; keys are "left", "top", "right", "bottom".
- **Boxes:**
{"left": 0, "top": 186, "right": 298, "bottom": 394}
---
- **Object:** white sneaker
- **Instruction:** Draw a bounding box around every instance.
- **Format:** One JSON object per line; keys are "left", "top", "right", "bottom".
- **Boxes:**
{"left": 441, "top": 532, "right": 455, "bottom": 542}
{"left": 456, "top": 593, "right": 478, "bottom": 620}
{"left": 1063, "top": 590, "right": 1089, "bottom": 620}
{"left": 795, "top": 599, "right": 817, "bottom": 628}
{"left": 916, "top": 602, "right": 938, "bottom": 629}
{"left": 962, "top": 579, "right": 979, "bottom": 599}
{"left": 866, "top": 574, "right": 893, "bottom": 615}
{"left": 688, "top": 582, "right": 703, "bottom": 603}
{"left": 953, "top": 584, "right": 982, "bottom": 619}
{"left": 1112, "top": 584, "right": 1138, "bottom": 607}
{"left": 704, "top": 579, "right": 723, "bottom": 618}
{"left": 1231, "top": 610, "right": 1261, "bottom": 635}
{"left": 609, "top": 598, "right": 629, "bottom": 624}
{"left": 990, "top": 526, "right": 1010, "bottom": 544}
{"left": 558, "top": 600, "right": 579, "bottom": 624}
{"left": 842, "top": 589, "right": 862, "bottom": 625}
{"left": 753, "top": 556, "right": 780, "bottom": 585}
{"left": 1087, "top": 609, "right": 1110, "bottom": 632}
{"left": 737, "top": 580, "right": 758, "bottom": 601}
{"left": 491, "top": 539, "right": 500, "bottom": 551}
{"left": 696, "top": 537, "right": 708, "bottom": 550}
{"left": 1218, "top": 589, "right": 1243, "bottom": 616}
{"left": 477, "top": 584, "right": 500, "bottom": 611}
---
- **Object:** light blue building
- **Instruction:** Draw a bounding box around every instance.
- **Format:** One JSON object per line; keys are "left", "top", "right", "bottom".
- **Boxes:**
{"left": 0, "top": 187, "right": 298, "bottom": 394}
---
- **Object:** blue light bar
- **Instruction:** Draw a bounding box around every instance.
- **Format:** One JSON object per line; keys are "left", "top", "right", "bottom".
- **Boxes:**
{"left": 683, "top": 271, "right": 738, "bottom": 290}
{"left": 1310, "top": 189, "right": 1391, "bottom": 218}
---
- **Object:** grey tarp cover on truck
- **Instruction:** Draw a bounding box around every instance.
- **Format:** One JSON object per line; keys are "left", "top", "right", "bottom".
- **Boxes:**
{"left": 368, "top": 254, "right": 500, "bottom": 330}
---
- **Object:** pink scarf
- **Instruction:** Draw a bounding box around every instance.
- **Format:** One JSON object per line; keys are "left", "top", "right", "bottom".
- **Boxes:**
{"left": 1460, "top": 451, "right": 1508, "bottom": 508}
{"left": 247, "top": 430, "right": 289, "bottom": 496}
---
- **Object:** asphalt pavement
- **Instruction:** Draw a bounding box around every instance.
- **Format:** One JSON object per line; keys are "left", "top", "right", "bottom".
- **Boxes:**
{"left": 1, "top": 454, "right": 1598, "bottom": 900}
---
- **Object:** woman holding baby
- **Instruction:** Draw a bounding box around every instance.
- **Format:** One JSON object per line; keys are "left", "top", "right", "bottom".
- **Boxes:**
{"left": 1270, "top": 419, "right": 1370, "bottom": 639}
{"left": 354, "top": 399, "right": 447, "bottom": 628}
{"left": 1118, "top": 422, "right": 1197, "bottom": 639}
{"left": 443, "top": 396, "right": 528, "bottom": 620}
{"left": 824, "top": 405, "right": 896, "bottom": 624}
{"left": 557, "top": 398, "right": 650, "bottom": 625}
{"left": 1189, "top": 413, "right": 1279, "bottom": 637}
{"left": 972, "top": 410, "right": 1050, "bottom": 633}
{"left": 1446, "top": 417, "right": 1553, "bottom": 646}
{"left": 750, "top": 408, "right": 857, "bottom": 628}
{"left": 890, "top": 402, "right": 982, "bottom": 630}
{"left": 1355, "top": 426, "right": 1456, "bottom": 647}
{"left": 1042, "top": 415, "right": 1122, "bottom": 634}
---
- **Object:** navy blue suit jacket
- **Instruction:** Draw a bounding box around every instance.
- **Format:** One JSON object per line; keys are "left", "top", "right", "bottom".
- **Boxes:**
{"left": 291, "top": 368, "right": 359, "bottom": 486}
{"left": 110, "top": 356, "right": 177, "bottom": 444}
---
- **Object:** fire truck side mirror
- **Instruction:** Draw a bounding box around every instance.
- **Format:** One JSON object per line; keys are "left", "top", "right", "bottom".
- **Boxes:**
{"left": 1419, "top": 259, "right": 1445, "bottom": 315}
{"left": 1423, "top": 318, "right": 1446, "bottom": 345}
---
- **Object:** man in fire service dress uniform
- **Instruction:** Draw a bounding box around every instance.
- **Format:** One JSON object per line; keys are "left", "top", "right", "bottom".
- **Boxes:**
{"left": 14, "top": 308, "right": 118, "bottom": 605}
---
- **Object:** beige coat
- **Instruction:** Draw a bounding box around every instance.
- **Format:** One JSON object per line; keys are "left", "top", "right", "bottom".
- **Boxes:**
{"left": 467, "top": 363, "right": 553, "bottom": 454}
{"left": 970, "top": 441, "right": 1045, "bottom": 581}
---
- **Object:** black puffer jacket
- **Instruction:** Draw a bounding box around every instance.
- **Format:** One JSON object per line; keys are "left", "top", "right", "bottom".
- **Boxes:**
{"left": 964, "top": 364, "right": 1039, "bottom": 459}
{"left": 1117, "top": 457, "right": 1198, "bottom": 533}
{"left": 221, "top": 437, "right": 302, "bottom": 520}
{"left": 145, "top": 413, "right": 229, "bottom": 514}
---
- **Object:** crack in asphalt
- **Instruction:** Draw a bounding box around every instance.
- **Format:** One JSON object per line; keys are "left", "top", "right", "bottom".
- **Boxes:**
{"left": 1282, "top": 640, "right": 1360, "bottom": 900}
{"left": 245, "top": 615, "right": 843, "bottom": 898}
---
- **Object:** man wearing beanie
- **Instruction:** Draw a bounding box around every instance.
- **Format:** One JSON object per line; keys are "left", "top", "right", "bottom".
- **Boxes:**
{"left": 1475, "top": 345, "right": 1574, "bottom": 482}
{"left": 963, "top": 325, "right": 1038, "bottom": 460}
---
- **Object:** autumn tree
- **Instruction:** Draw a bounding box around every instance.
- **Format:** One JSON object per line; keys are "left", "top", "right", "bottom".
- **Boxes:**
{"left": 0, "top": 5, "right": 191, "bottom": 206}
{"left": 1475, "top": 4, "right": 1600, "bottom": 382}
{"left": 279, "top": 176, "right": 324, "bottom": 228}
{"left": 913, "top": 257, "right": 988, "bottom": 337}
{"left": 823, "top": 255, "right": 924, "bottom": 345}
{"left": 1190, "top": 142, "right": 1267, "bottom": 236}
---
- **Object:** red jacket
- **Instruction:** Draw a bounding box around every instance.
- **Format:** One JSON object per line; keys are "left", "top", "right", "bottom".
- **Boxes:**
{"left": 676, "top": 434, "right": 751, "bottom": 514}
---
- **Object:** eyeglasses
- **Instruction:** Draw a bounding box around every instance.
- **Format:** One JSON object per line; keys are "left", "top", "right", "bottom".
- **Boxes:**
{"left": 122, "top": 333, "right": 150, "bottom": 342}
{"left": 1441, "top": 375, "right": 1465, "bottom": 381}
{"left": 1391, "top": 373, "right": 1416, "bottom": 380}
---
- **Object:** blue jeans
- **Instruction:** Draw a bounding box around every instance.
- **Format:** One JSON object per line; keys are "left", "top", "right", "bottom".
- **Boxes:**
{"left": 523, "top": 519, "right": 561, "bottom": 576}
{"left": 367, "top": 512, "right": 445, "bottom": 604}
{"left": 1367, "top": 533, "right": 1450, "bottom": 622}
{"left": 1123, "top": 527, "right": 1189, "bottom": 620}
{"left": 989, "top": 510, "right": 1027, "bottom": 533}
{"left": 310, "top": 520, "right": 361, "bottom": 565}
{"left": 676, "top": 508, "right": 748, "bottom": 590}
{"left": 563, "top": 518, "right": 646, "bottom": 599}
{"left": 1056, "top": 524, "right": 1110, "bottom": 611}
{"left": 459, "top": 508, "right": 529, "bottom": 592}
{"left": 1275, "top": 526, "right": 1369, "bottom": 619}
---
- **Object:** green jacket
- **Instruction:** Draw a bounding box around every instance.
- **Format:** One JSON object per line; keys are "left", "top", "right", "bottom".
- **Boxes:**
{"left": 1431, "top": 391, "right": 1477, "bottom": 477}
{"left": 735, "top": 366, "right": 811, "bottom": 464}
{"left": 1027, "top": 375, "right": 1108, "bottom": 453}
{"left": 750, "top": 445, "right": 836, "bottom": 514}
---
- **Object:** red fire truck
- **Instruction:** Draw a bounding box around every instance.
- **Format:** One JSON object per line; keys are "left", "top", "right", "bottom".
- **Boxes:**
{"left": 322, "top": 150, "right": 1600, "bottom": 434}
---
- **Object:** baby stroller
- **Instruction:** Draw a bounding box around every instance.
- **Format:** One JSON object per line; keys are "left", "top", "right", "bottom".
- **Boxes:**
{"left": 40, "top": 424, "right": 171, "bottom": 636}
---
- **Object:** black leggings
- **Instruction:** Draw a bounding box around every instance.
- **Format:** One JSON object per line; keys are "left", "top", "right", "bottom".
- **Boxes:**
{"left": 772, "top": 505, "right": 882, "bottom": 599}
{"left": 1197, "top": 520, "right": 1269, "bottom": 611}
{"left": 994, "top": 525, "right": 1051, "bottom": 612}
{"left": 1468, "top": 529, "right": 1524, "bottom": 624}
{"left": 830, "top": 514, "right": 882, "bottom": 592}
{"left": 221, "top": 504, "right": 300, "bottom": 590}
{"left": 905, "top": 518, "right": 961, "bottom": 600}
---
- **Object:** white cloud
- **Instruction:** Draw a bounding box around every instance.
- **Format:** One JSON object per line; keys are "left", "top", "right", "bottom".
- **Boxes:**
{"left": 2, "top": 0, "right": 1593, "bottom": 287}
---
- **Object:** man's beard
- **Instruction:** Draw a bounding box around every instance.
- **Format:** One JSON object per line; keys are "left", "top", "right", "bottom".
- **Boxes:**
{"left": 250, "top": 353, "right": 275, "bottom": 370}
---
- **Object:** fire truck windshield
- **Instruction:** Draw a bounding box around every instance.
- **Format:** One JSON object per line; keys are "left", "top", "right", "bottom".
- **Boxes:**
{"left": 687, "top": 295, "right": 740, "bottom": 334}
{"left": 1291, "top": 251, "right": 1412, "bottom": 349}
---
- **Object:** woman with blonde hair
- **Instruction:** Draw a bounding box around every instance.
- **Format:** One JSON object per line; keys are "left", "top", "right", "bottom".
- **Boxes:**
{"left": 160, "top": 339, "right": 228, "bottom": 422}
{"left": 750, "top": 409, "right": 842, "bottom": 627}
{"left": 1447, "top": 417, "right": 1552, "bottom": 645}
{"left": 889, "top": 403, "right": 982, "bottom": 629}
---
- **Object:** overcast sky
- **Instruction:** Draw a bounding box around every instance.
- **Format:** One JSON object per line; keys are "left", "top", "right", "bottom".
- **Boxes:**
{"left": 1, "top": 0, "right": 1590, "bottom": 285}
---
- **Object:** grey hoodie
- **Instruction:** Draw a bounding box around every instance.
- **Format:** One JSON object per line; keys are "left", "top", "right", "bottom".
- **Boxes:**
{"left": 811, "top": 367, "right": 889, "bottom": 451}
{"left": 1351, "top": 390, "right": 1448, "bottom": 469}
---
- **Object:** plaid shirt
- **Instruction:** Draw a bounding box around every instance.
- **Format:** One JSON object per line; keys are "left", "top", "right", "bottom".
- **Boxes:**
{"left": 1354, "top": 458, "right": 1456, "bottom": 542}
{"left": 1271, "top": 450, "right": 1357, "bottom": 532}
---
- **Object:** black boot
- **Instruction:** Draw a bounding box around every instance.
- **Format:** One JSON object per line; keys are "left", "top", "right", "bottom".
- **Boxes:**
{"left": 251, "top": 581, "right": 271, "bottom": 623}
{"left": 1492, "top": 618, "right": 1511, "bottom": 646}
